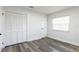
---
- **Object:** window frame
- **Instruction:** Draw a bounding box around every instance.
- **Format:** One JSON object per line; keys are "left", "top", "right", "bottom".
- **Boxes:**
{"left": 52, "top": 16, "right": 70, "bottom": 31}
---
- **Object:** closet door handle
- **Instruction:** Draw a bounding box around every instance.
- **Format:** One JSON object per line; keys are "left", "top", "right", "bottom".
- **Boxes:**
{"left": 0, "top": 33, "right": 2, "bottom": 35}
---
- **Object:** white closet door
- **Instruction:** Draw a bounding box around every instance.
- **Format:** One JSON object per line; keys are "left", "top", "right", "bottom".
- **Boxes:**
{"left": 5, "top": 12, "right": 27, "bottom": 46}
{"left": 5, "top": 12, "right": 18, "bottom": 45}
{"left": 22, "top": 15, "right": 27, "bottom": 42}
{"left": 17, "top": 14, "right": 27, "bottom": 43}
{"left": 5, "top": 12, "right": 12, "bottom": 45}
{"left": 17, "top": 14, "right": 23, "bottom": 43}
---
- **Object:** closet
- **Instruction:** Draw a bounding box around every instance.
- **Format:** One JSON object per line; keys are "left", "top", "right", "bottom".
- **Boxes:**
{"left": 0, "top": 6, "right": 47, "bottom": 51}
{"left": 5, "top": 12, "right": 27, "bottom": 46}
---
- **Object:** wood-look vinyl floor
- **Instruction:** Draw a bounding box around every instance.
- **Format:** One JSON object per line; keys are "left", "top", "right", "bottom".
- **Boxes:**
{"left": 2, "top": 37, "right": 79, "bottom": 52}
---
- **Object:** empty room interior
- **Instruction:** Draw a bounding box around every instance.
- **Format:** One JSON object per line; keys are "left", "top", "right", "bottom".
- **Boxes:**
{"left": 0, "top": 6, "right": 79, "bottom": 52}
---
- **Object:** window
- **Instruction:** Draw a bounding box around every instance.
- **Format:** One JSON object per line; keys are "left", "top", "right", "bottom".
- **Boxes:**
{"left": 52, "top": 16, "right": 70, "bottom": 31}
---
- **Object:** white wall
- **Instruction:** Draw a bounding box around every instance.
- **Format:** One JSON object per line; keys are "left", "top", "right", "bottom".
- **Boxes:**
{"left": 27, "top": 12, "right": 47, "bottom": 41}
{"left": 47, "top": 7, "right": 79, "bottom": 46}
{"left": 4, "top": 6, "right": 47, "bottom": 43}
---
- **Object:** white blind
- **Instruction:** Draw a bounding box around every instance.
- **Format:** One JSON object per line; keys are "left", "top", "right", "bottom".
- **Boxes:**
{"left": 52, "top": 16, "right": 70, "bottom": 31}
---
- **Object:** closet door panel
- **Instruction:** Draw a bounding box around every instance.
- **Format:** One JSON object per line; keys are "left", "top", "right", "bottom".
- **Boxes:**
{"left": 17, "top": 14, "right": 23, "bottom": 43}
{"left": 17, "top": 32, "right": 23, "bottom": 43}
{"left": 17, "top": 14, "right": 27, "bottom": 43}
{"left": 23, "top": 16, "right": 27, "bottom": 42}
{"left": 6, "top": 32, "right": 12, "bottom": 46}
{"left": 11, "top": 32, "right": 17, "bottom": 44}
{"left": 5, "top": 12, "right": 27, "bottom": 46}
{"left": 11, "top": 14, "right": 18, "bottom": 44}
{"left": 5, "top": 12, "right": 18, "bottom": 45}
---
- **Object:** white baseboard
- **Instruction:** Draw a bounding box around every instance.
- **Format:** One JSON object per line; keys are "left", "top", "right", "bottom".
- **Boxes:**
{"left": 47, "top": 35, "right": 79, "bottom": 47}
{"left": 27, "top": 36, "right": 46, "bottom": 42}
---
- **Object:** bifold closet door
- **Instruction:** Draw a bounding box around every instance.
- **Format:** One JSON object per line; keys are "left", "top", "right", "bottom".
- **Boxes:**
{"left": 0, "top": 12, "right": 5, "bottom": 49}
{"left": 5, "top": 12, "right": 27, "bottom": 46}
{"left": 17, "top": 14, "right": 27, "bottom": 43}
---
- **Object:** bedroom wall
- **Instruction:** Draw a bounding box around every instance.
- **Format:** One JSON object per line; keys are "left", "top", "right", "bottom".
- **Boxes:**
{"left": 47, "top": 7, "right": 79, "bottom": 46}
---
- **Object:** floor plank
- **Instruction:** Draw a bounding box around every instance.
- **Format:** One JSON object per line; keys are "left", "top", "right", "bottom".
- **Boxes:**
{"left": 2, "top": 37, "right": 79, "bottom": 52}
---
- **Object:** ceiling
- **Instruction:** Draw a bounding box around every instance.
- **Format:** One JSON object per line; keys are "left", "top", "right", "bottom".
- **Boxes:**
{"left": 25, "top": 6, "right": 72, "bottom": 15}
